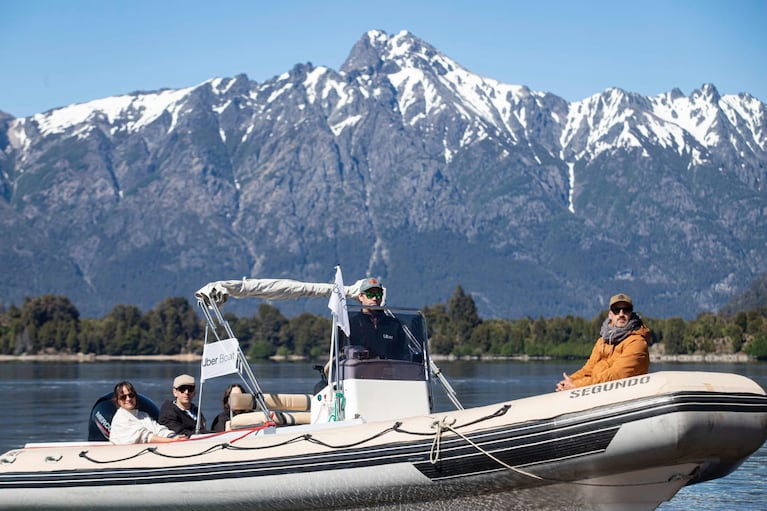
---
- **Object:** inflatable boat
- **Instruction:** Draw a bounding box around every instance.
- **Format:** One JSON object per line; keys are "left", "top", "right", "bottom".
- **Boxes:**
{"left": 1, "top": 274, "right": 765, "bottom": 511}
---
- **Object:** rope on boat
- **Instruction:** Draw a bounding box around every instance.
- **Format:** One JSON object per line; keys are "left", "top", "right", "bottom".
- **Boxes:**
{"left": 428, "top": 416, "right": 543, "bottom": 480}
{"left": 78, "top": 421, "right": 406, "bottom": 463}
{"left": 303, "top": 422, "right": 403, "bottom": 449}
{"left": 77, "top": 401, "right": 696, "bottom": 489}
{"left": 424, "top": 406, "right": 696, "bottom": 488}
{"left": 227, "top": 422, "right": 405, "bottom": 451}
{"left": 428, "top": 417, "right": 453, "bottom": 464}
{"left": 328, "top": 391, "right": 346, "bottom": 422}
{"left": 393, "top": 404, "right": 513, "bottom": 437}
{"left": 142, "top": 444, "right": 224, "bottom": 459}
{"left": 79, "top": 447, "right": 157, "bottom": 464}
{"left": 79, "top": 405, "right": 514, "bottom": 465}
{"left": 78, "top": 426, "right": 273, "bottom": 463}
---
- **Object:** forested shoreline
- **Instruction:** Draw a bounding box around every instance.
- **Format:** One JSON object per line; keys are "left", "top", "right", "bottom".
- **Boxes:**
{"left": 2, "top": 288, "right": 766, "bottom": 360}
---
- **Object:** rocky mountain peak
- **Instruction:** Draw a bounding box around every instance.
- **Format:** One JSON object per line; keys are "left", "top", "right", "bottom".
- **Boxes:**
{"left": 693, "top": 83, "right": 722, "bottom": 104}
{"left": 0, "top": 32, "right": 765, "bottom": 321}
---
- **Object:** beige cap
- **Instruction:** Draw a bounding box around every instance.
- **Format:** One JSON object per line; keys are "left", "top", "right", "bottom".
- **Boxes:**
{"left": 609, "top": 293, "right": 633, "bottom": 308}
{"left": 173, "top": 374, "right": 195, "bottom": 388}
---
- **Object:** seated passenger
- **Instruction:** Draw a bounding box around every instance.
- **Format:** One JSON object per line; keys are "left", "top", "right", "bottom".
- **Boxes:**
{"left": 159, "top": 374, "right": 207, "bottom": 436}
{"left": 210, "top": 383, "right": 245, "bottom": 432}
{"left": 556, "top": 293, "right": 651, "bottom": 391}
{"left": 344, "top": 278, "right": 410, "bottom": 361}
{"left": 109, "top": 381, "right": 180, "bottom": 444}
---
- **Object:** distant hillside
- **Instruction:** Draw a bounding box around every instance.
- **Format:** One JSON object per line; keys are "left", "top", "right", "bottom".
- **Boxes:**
{"left": 719, "top": 272, "right": 767, "bottom": 316}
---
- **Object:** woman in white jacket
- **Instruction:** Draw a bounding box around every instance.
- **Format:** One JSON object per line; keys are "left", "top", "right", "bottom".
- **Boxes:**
{"left": 109, "top": 381, "right": 182, "bottom": 444}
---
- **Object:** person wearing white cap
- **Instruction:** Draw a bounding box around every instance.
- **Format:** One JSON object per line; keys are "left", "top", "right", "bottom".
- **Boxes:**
{"left": 323, "top": 277, "right": 410, "bottom": 382}
{"left": 158, "top": 374, "right": 207, "bottom": 436}
{"left": 556, "top": 293, "right": 651, "bottom": 391}
{"left": 346, "top": 277, "right": 409, "bottom": 361}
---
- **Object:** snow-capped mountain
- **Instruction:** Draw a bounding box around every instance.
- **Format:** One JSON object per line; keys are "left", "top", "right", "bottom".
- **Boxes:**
{"left": 1, "top": 30, "right": 765, "bottom": 319}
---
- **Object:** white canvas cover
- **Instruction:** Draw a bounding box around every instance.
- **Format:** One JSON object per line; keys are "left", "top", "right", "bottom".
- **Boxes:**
{"left": 195, "top": 277, "right": 384, "bottom": 306}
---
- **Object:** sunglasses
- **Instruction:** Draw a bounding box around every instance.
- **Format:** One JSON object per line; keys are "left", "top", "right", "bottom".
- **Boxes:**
{"left": 119, "top": 392, "right": 136, "bottom": 401}
{"left": 176, "top": 385, "right": 195, "bottom": 393}
{"left": 364, "top": 290, "right": 383, "bottom": 299}
{"left": 610, "top": 306, "right": 633, "bottom": 315}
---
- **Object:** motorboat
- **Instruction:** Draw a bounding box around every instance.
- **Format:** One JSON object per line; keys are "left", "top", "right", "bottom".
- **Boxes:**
{"left": 1, "top": 271, "right": 766, "bottom": 511}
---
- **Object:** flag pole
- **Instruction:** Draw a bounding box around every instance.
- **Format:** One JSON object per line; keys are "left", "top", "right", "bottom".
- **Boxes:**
{"left": 327, "top": 264, "right": 350, "bottom": 421}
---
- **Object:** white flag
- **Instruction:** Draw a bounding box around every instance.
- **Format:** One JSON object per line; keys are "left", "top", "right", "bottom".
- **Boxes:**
{"left": 328, "top": 265, "right": 350, "bottom": 337}
{"left": 200, "top": 337, "right": 240, "bottom": 382}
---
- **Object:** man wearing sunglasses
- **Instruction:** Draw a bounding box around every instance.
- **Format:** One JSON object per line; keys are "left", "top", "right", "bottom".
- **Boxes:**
{"left": 344, "top": 278, "right": 410, "bottom": 361}
{"left": 158, "top": 374, "right": 207, "bottom": 436}
{"left": 556, "top": 293, "right": 651, "bottom": 391}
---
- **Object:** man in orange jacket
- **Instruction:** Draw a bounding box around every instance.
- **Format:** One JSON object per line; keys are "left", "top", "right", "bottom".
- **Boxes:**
{"left": 556, "top": 293, "right": 651, "bottom": 391}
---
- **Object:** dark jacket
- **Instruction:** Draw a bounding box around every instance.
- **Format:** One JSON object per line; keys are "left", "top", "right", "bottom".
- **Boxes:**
{"left": 344, "top": 311, "right": 410, "bottom": 361}
{"left": 210, "top": 411, "right": 230, "bottom": 433}
{"left": 158, "top": 400, "right": 206, "bottom": 436}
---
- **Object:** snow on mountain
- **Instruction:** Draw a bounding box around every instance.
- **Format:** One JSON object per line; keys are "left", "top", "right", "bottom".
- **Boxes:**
{"left": 1, "top": 29, "right": 765, "bottom": 319}
{"left": 9, "top": 30, "right": 763, "bottom": 176}
{"left": 21, "top": 86, "right": 197, "bottom": 137}
{"left": 357, "top": 30, "right": 533, "bottom": 149}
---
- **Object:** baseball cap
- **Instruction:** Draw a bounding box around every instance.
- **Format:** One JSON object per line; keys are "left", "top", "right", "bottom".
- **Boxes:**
{"left": 359, "top": 277, "right": 383, "bottom": 292}
{"left": 609, "top": 293, "right": 633, "bottom": 308}
{"left": 173, "top": 374, "right": 195, "bottom": 388}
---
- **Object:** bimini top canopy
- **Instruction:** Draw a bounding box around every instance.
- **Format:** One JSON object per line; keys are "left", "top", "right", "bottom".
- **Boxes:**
{"left": 195, "top": 277, "right": 383, "bottom": 306}
{"left": 194, "top": 273, "right": 461, "bottom": 412}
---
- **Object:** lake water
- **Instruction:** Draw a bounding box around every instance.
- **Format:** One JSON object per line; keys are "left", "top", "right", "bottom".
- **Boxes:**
{"left": 1, "top": 359, "right": 766, "bottom": 510}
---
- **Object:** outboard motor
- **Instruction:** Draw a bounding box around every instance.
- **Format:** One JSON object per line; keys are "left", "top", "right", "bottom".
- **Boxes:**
{"left": 87, "top": 393, "right": 160, "bottom": 441}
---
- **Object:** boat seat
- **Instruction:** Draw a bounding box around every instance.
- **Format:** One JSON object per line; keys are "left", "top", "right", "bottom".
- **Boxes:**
{"left": 229, "top": 393, "right": 255, "bottom": 413}
{"left": 271, "top": 410, "right": 311, "bottom": 426}
{"left": 226, "top": 393, "right": 313, "bottom": 429}
{"left": 229, "top": 410, "right": 311, "bottom": 429}
{"left": 263, "top": 393, "right": 312, "bottom": 411}
{"left": 228, "top": 411, "right": 270, "bottom": 429}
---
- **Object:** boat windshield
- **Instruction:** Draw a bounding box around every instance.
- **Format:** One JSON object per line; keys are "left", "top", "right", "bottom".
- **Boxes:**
{"left": 341, "top": 306, "right": 427, "bottom": 363}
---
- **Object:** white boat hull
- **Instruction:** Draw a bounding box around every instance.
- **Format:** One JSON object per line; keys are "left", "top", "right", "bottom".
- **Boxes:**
{"left": 1, "top": 371, "right": 766, "bottom": 511}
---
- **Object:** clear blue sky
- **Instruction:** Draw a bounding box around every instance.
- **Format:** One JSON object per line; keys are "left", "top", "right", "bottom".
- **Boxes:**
{"left": 1, "top": 0, "right": 765, "bottom": 118}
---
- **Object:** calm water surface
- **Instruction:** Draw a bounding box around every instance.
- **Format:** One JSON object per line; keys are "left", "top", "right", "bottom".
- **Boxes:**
{"left": 1, "top": 360, "right": 765, "bottom": 510}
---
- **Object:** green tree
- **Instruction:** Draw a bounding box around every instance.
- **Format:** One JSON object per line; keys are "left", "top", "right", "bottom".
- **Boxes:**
{"left": 744, "top": 334, "right": 767, "bottom": 359}
{"left": 248, "top": 340, "right": 277, "bottom": 359}
{"left": 145, "top": 297, "right": 202, "bottom": 354}
{"left": 444, "top": 286, "right": 481, "bottom": 354}
{"left": 284, "top": 313, "right": 332, "bottom": 358}
{"left": 745, "top": 311, "right": 764, "bottom": 336}
{"left": 662, "top": 317, "right": 687, "bottom": 354}
{"left": 256, "top": 303, "right": 288, "bottom": 347}
{"left": 21, "top": 295, "right": 80, "bottom": 353}
{"left": 524, "top": 317, "right": 548, "bottom": 356}
{"left": 469, "top": 320, "right": 510, "bottom": 356}
{"left": 102, "top": 304, "right": 144, "bottom": 354}
{"left": 721, "top": 321, "right": 743, "bottom": 353}
{"left": 506, "top": 318, "right": 530, "bottom": 355}
{"left": 423, "top": 304, "right": 452, "bottom": 355}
